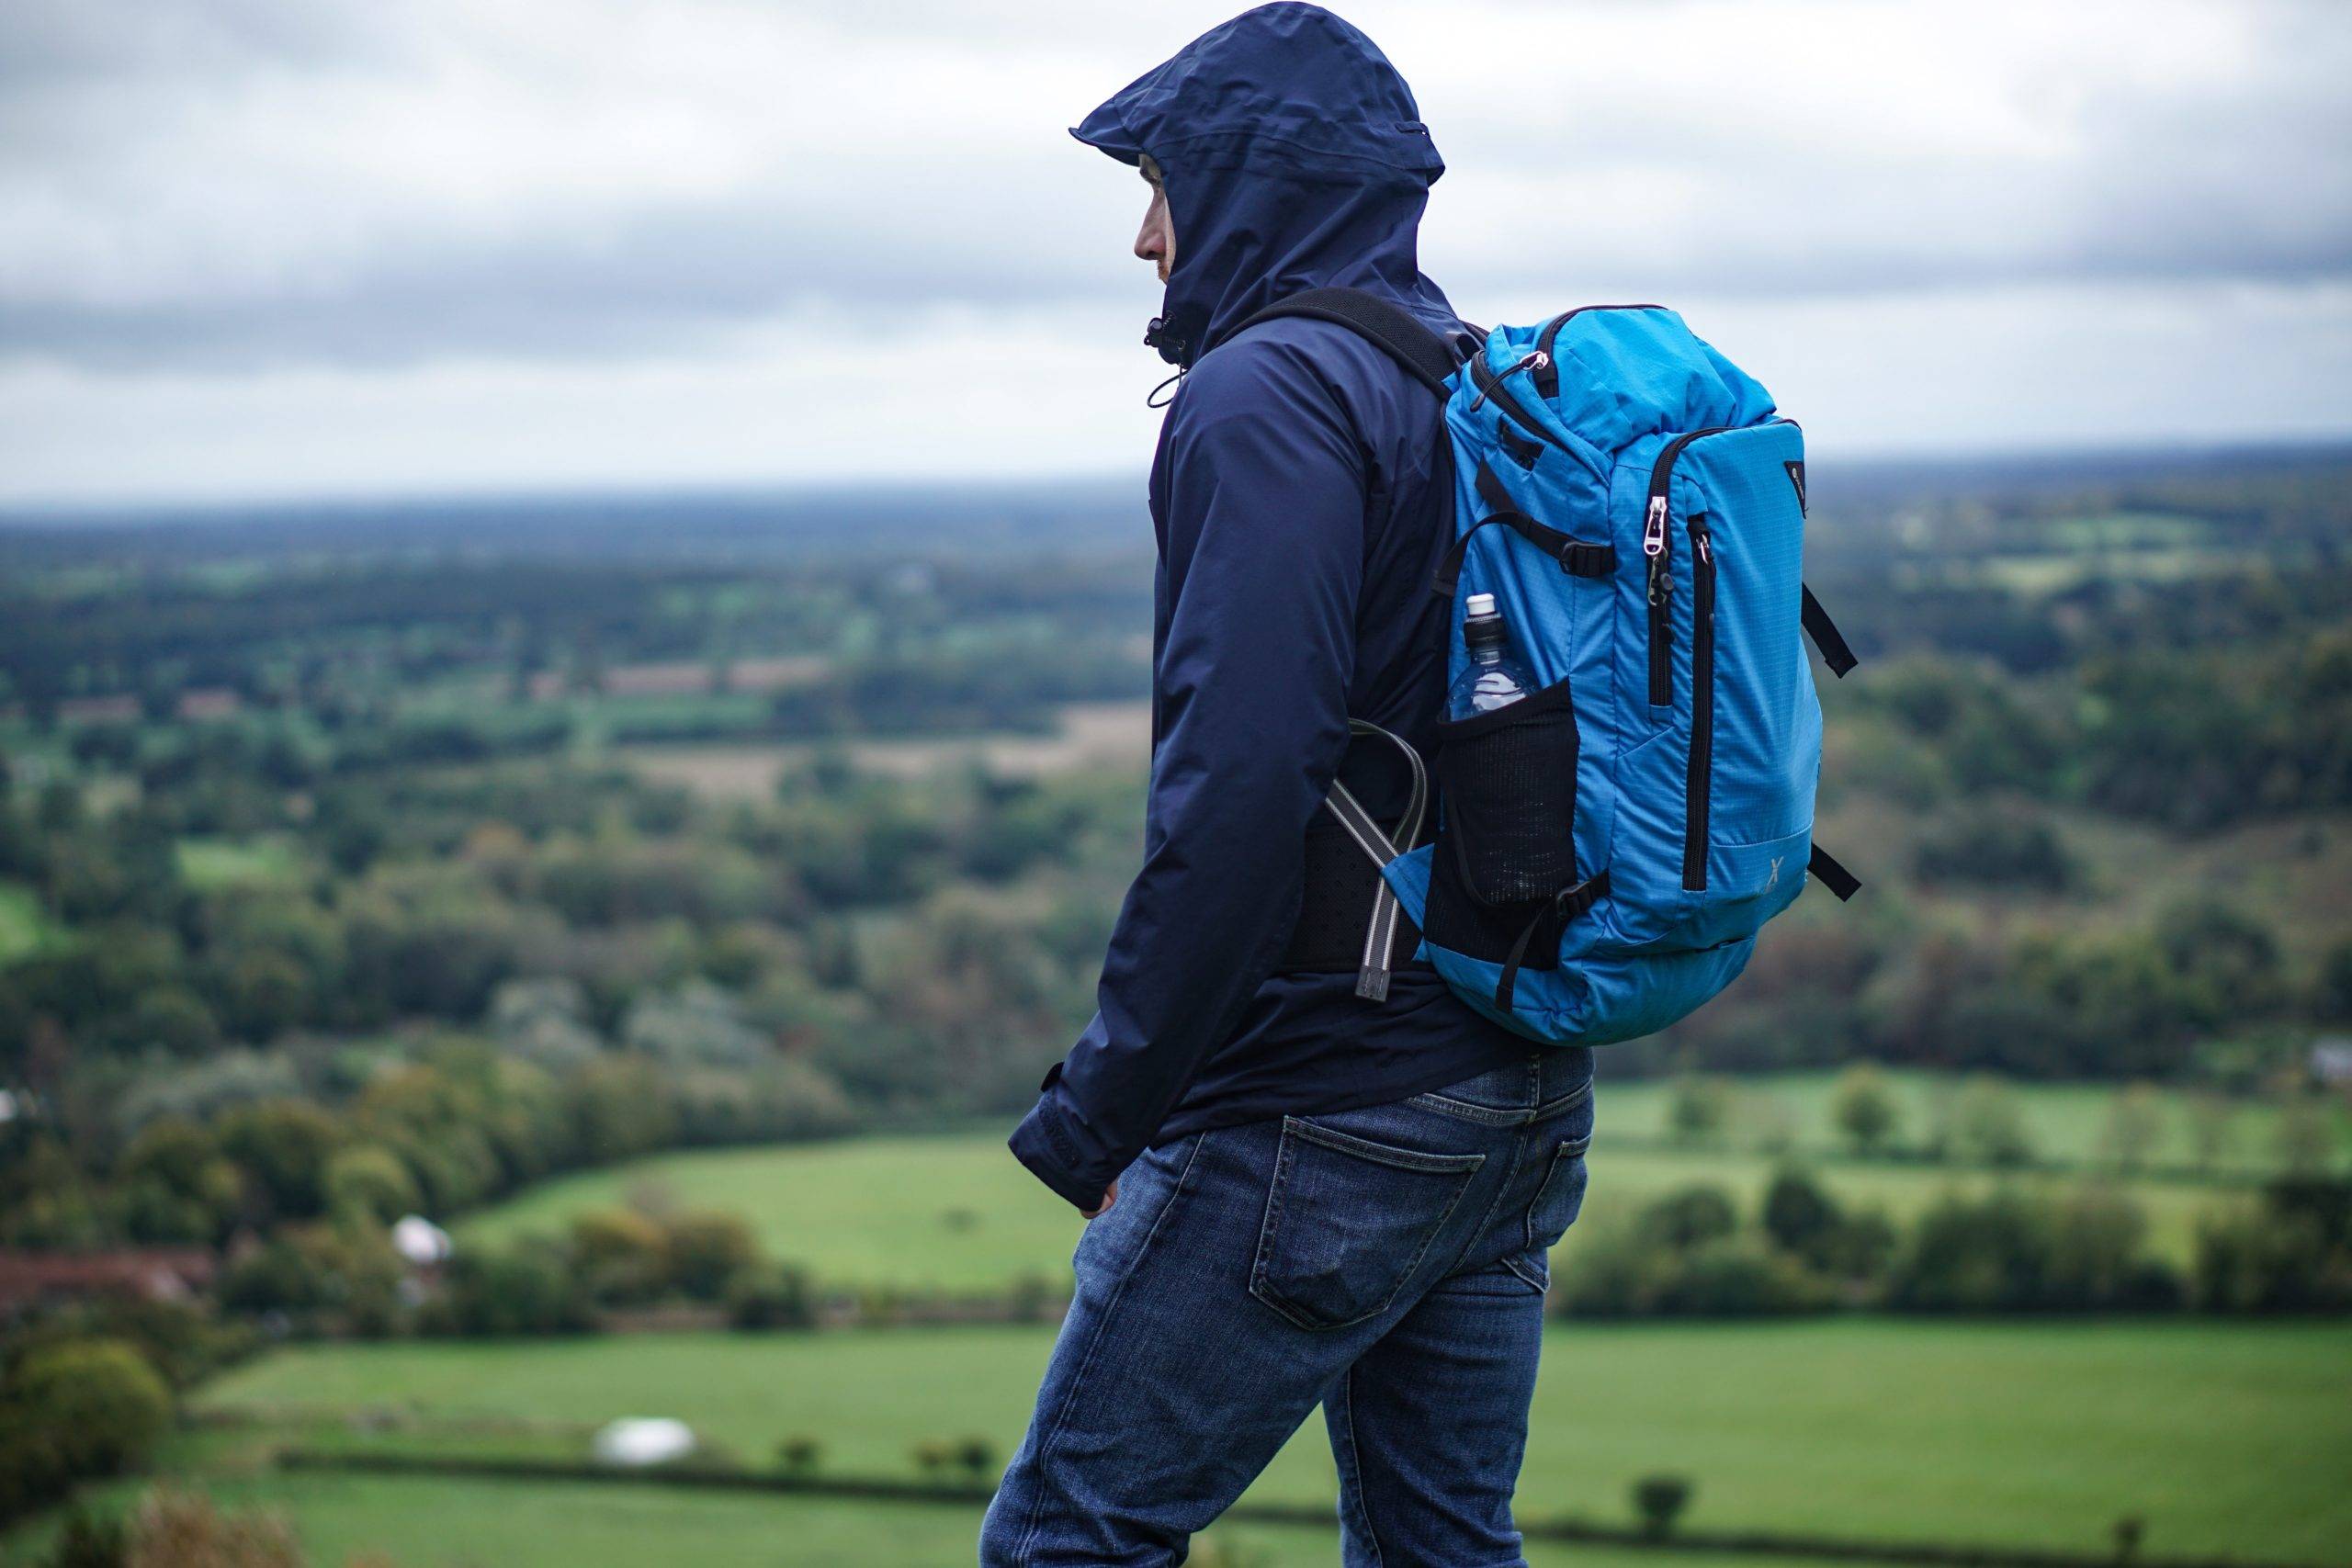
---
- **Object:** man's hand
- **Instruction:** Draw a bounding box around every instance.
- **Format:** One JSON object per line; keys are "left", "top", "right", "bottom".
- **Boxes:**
{"left": 1082, "top": 1180, "right": 1119, "bottom": 1220}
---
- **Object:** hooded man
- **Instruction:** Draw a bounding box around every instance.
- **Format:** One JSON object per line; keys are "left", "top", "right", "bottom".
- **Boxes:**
{"left": 986, "top": 8, "right": 1595, "bottom": 1564}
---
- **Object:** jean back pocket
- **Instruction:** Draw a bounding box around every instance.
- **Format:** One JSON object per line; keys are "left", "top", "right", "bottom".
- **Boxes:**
{"left": 1250, "top": 1118, "right": 1485, "bottom": 1331}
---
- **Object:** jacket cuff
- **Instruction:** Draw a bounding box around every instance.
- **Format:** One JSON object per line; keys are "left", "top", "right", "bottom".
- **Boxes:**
{"left": 1009, "top": 1090, "right": 1108, "bottom": 1213}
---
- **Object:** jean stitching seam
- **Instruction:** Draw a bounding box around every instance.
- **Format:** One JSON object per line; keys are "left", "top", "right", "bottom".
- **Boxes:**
{"left": 1254, "top": 1146, "right": 1484, "bottom": 1332}
{"left": 1010, "top": 1130, "right": 1209, "bottom": 1564}
{"left": 1431, "top": 1123, "right": 1532, "bottom": 1286}
{"left": 1405, "top": 1092, "right": 1525, "bottom": 1127}
{"left": 1530, "top": 1078, "right": 1596, "bottom": 1124}
{"left": 1339, "top": 1364, "right": 1386, "bottom": 1568}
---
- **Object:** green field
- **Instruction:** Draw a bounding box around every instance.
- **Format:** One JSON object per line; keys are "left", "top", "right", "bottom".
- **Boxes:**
{"left": 174, "top": 835, "right": 305, "bottom": 890}
{"left": 185, "top": 1320, "right": 2352, "bottom": 1561}
{"left": 0, "top": 881, "right": 60, "bottom": 963}
{"left": 1594, "top": 1070, "right": 2348, "bottom": 1173}
{"left": 1, "top": 1467, "right": 1879, "bottom": 1568}
{"left": 455, "top": 1072, "right": 2301, "bottom": 1296}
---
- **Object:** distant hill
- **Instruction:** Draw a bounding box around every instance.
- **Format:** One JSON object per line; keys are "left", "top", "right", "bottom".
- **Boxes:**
{"left": 1, "top": 441, "right": 2346, "bottom": 570}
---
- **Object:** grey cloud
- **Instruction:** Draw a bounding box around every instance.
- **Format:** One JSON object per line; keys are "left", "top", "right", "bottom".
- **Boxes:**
{"left": 2, "top": 0, "right": 2348, "bottom": 373}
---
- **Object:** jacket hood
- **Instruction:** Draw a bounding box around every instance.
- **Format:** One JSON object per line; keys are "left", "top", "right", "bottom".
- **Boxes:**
{"left": 1074, "top": 3, "right": 1454, "bottom": 367}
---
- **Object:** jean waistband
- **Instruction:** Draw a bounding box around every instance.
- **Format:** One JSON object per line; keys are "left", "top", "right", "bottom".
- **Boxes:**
{"left": 1421, "top": 1048, "right": 1594, "bottom": 1115}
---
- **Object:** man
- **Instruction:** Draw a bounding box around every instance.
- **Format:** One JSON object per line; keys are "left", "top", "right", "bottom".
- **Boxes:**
{"left": 983, "top": 7, "right": 1595, "bottom": 1565}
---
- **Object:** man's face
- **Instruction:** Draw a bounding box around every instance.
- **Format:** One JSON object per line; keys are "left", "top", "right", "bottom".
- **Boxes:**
{"left": 1135, "top": 154, "right": 1174, "bottom": 284}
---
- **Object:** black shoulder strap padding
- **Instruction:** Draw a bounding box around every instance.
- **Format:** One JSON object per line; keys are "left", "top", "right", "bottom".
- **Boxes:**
{"left": 1221, "top": 287, "right": 1461, "bottom": 400}
{"left": 1807, "top": 845, "right": 1860, "bottom": 901}
{"left": 1802, "top": 584, "right": 1858, "bottom": 677}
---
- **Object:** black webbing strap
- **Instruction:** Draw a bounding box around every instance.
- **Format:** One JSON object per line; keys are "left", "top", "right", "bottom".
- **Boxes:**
{"left": 1495, "top": 869, "right": 1611, "bottom": 1013}
{"left": 1807, "top": 845, "right": 1860, "bottom": 901}
{"left": 1216, "top": 286, "right": 1461, "bottom": 399}
{"left": 1802, "top": 585, "right": 1857, "bottom": 677}
{"left": 1431, "top": 464, "right": 1616, "bottom": 599}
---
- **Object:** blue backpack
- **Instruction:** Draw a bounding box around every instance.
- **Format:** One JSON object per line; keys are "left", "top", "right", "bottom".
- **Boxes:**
{"left": 1234, "top": 288, "right": 1860, "bottom": 1047}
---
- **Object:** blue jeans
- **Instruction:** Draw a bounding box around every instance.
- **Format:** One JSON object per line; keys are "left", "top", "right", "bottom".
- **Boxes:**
{"left": 980, "top": 1049, "right": 1595, "bottom": 1567}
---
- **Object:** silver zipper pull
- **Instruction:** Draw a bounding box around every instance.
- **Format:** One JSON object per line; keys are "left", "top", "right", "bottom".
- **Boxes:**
{"left": 1643, "top": 496, "right": 1668, "bottom": 557}
{"left": 1696, "top": 534, "right": 1713, "bottom": 564}
{"left": 1469, "top": 350, "right": 1552, "bottom": 412}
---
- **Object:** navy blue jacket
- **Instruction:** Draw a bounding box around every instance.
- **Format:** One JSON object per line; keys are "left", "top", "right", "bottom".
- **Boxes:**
{"left": 1010, "top": 4, "right": 1525, "bottom": 1211}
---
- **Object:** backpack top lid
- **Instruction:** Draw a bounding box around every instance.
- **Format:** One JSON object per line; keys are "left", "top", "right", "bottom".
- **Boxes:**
{"left": 1476, "top": 307, "right": 1779, "bottom": 460}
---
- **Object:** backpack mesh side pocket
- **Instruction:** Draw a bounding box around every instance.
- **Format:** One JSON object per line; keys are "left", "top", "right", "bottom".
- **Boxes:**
{"left": 1422, "top": 678, "right": 1579, "bottom": 964}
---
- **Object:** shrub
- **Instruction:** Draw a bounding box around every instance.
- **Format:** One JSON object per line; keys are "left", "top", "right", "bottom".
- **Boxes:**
{"left": 1939, "top": 1077, "right": 2037, "bottom": 1168}
{"left": 727, "top": 1262, "right": 816, "bottom": 1330}
{"left": 662, "top": 1211, "right": 758, "bottom": 1301}
{"left": 1830, "top": 1065, "right": 1899, "bottom": 1155}
{"left": 1888, "top": 1192, "right": 2052, "bottom": 1312}
{"left": 4, "top": 1339, "right": 173, "bottom": 1481}
{"left": 776, "top": 1435, "right": 823, "bottom": 1475}
{"left": 1760, "top": 1168, "right": 1840, "bottom": 1258}
{"left": 1665, "top": 1076, "right": 1731, "bottom": 1144}
{"left": 1639, "top": 1186, "right": 1739, "bottom": 1250}
{"left": 431, "top": 1238, "right": 594, "bottom": 1337}
{"left": 954, "top": 1435, "right": 1000, "bottom": 1483}
{"left": 2193, "top": 1190, "right": 2352, "bottom": 1313}
{"left": 568, "top": 1208, "right": 670, "bottom": 1303}
{"left": 39, "top": 1507, "right": 125, "bottom": 1568}
{"left": 1912, "top": 807, "right": 2075, "bottom": 892}
{"left": 1651, "top": 1235, "right": 1835, "bottom": 1317}
{"left": 123, "top": 1487, "right": 301, "bottom": 1568}
{"left": 1632, "top": 1474, "right": 1693, "bottom": 1538}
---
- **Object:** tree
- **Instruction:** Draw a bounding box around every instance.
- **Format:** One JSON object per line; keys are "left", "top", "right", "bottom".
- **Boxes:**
{"left": 1761, "top": 1168, "right": 1840, "bottom": 1260}
{"left": 323, "top": 1145, "right": 423, "bottom": 1226}
{"left": 214, "top": 1100, "right": 342, "bottom": 1224}
{"left": 1831, "top": 1065, "right": 1899, "bottom": 1156}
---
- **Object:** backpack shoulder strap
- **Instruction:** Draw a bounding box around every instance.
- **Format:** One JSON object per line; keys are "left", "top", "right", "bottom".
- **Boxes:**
{"left": 1217, "top": 286, "right": 1463, "bottom": 400}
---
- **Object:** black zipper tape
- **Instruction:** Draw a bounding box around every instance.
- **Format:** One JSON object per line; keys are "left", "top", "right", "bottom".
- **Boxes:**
{"left": 1682, "top": 514, "right": 1716, "bottom": 891}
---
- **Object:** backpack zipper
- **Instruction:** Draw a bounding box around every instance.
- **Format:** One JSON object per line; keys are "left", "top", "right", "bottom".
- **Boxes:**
{"left": 1682, "top": 515, "right": 1717, "bottom": 891}
{"left": 1532, "top": 304, "right": 1666, "bottom": 399}
{"left": 1464, "top": 352, "right": 1558, "bottom": 450}
{"left": 1644, "top": 425, "right": 1731, "bottom": 705}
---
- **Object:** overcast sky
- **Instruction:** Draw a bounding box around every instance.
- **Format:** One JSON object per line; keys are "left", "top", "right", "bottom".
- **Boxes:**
{"left": 2, "top": 0, "right": 2347, "bottom": 506}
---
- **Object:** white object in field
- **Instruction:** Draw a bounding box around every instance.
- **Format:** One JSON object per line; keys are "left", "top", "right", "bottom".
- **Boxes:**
{"left": 390, "top": 1214, "right": 452, "bottom": 1267}
{"left": 594, "top": 1417, "right": 697, "bottom": 1467}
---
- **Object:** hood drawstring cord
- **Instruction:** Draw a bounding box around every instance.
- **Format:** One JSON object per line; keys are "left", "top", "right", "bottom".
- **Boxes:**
{"left": 1147, "top": 369, "right": 1185, "bottom": 408}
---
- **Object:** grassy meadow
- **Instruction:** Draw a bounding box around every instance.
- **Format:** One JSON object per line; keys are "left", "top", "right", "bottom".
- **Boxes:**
{"left": 452, "top": 1072, "right": 2333, "bottom": 1294}
{"left": 179, "top": 1320, "right": 2352, "bottom": 1562}
{"left": 0, "top": 1465, "right": 1880, "bottom": 1568}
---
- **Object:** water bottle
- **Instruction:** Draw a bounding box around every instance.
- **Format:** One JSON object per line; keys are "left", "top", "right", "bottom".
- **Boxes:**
{"left": 1448, "top": 592, "right": 1534, "bottom": 718}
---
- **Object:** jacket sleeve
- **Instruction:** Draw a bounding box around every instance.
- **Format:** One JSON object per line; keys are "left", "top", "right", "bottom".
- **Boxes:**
{"left": 1009, "top": 337, "right": 1366, "bottom": 1210}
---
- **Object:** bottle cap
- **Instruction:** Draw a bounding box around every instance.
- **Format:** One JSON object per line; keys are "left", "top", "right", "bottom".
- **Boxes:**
{"left": 1464, "top": 592, "right": 1498, "bottom": 618}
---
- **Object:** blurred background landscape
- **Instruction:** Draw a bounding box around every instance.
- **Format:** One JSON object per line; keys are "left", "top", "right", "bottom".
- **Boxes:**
{"left": 1, "top": 2, "right": 2348, "bottom": 1566}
